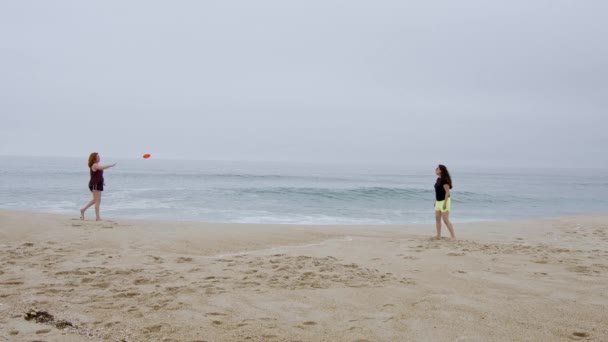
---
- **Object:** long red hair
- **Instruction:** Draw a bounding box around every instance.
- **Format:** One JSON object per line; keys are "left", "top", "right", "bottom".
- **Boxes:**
{"left": 88, "top": 152, "right": 98, "bottom": 168}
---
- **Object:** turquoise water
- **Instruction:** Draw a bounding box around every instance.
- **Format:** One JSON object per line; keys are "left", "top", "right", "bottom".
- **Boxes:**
{"left": 0, "top": 156, "right": 606, "bottom": 224}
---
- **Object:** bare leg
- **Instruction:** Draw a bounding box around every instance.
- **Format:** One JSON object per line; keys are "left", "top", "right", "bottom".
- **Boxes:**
{"left": 442, "top": 212, "right": 455, "bottom": 239}
{"left": 93, "top": 190, "right": 102, "bottom": 221}
{"left": 80, "top": 193, "right": 96, "bottom": 219}
{"left": 435, "top": 210, "right": 442, "bottom": 238}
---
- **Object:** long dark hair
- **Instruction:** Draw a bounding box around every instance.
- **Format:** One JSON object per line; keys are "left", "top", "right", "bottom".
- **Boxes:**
{"left": 438, "top": 164, "right": 453, "bottom": 189}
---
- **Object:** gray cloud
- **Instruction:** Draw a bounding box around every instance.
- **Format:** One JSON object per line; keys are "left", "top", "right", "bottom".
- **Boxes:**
{"left": 1, "top": 0, "right": 607, "bottom": 167}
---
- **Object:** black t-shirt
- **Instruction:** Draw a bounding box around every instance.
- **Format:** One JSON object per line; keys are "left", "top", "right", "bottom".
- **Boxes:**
{"left": 434, "top": 177, "right": 451, "bottom": 201}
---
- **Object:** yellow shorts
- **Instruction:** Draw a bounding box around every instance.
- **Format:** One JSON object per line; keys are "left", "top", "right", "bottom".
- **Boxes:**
{"left": 435, "top": 198, "right": 451, "bottom": 213}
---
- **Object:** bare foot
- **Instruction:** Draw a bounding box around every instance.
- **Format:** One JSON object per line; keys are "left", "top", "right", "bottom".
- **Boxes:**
{"left": 432, "top": 236, "right": 442, "bottom": 240}
{"left": 96, "top": 218, "right": 102, "bottom": 221}
{"left": 80, "top": 209, "right": 85, "bottom": 220}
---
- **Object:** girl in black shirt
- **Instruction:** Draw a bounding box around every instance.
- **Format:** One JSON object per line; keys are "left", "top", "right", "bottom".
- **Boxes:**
{"left": 434, "top": 164, "right": 455, "bottom": 239}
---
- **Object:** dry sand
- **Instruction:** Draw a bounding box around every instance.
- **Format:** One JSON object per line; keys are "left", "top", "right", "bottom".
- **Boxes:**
{"left": 0, "top": 209, "right": 607, "bottom": 341}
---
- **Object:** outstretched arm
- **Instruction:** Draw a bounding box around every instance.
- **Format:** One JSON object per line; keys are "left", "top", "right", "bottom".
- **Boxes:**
{"left": 92, "top": 163, "right": 117, "bottom": 171}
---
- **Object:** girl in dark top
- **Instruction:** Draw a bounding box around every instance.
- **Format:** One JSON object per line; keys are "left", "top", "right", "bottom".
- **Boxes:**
{"left": 80, "top": 152, "right": 116, "bottom": 221}
{"left": 434, "top": 164, "right": 455, "bottom": 239}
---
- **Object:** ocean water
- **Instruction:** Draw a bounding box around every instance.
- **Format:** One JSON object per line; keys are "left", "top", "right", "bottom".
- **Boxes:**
{"left": 0, "top": 156, "right": 606, "bottom": 225}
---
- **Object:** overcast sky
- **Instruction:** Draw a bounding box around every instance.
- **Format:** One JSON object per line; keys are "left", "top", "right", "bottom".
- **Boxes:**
{"left": 1, "top": 0, "right": 606, "bottom": 168}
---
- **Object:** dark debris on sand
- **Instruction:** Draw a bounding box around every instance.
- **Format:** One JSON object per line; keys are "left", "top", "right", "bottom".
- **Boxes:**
{"left": 24, "top": 309, "right": 74, "bottom": 329}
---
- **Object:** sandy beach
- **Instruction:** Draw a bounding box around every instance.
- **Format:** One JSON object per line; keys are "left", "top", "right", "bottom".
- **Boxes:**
{"left": 0, "top": 209, "right": 606, "bottom": 341}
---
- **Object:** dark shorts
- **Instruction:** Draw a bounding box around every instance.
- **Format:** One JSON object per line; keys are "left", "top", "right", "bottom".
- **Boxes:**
{"left": 89, "top": 183, "right": 104, "bottom": 192}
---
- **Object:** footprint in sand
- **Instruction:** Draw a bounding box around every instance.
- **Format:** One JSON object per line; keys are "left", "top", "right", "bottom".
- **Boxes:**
{"left": 569, "top": 331, "right": 590, "bottom": 340}
{"left": 447, "top": 252, "right": 466, "bottom": 257}
{"left": 568, "top": 266, "right": 592, "bottom": 274}
{"left": 400, "top": 277, "right": 416, "bottom": 285}
{"left": 91, "top": 282, "right": 110, "bottom": 289}
{"left": 176, "top": 257, "right": 193, "bottom": 263}
{"left": 215, "top": 259, "right": 234, "bottom": 263}
{"left": 103, "top": 321, "right": 121, "bottom": 328}
{"left": 205, "top": 312, "right": 227, "bottom": 317}
{"left": 144, "top": 324, "right": 163, "bottom": 333}
{"left": 147, "top": 255, "right": 164, "bottom": 264}
{"left": 133, "top": 278, "right": 155, "bottom": 285}
{"left": 0, "top": 280, "right": 24, "bottom": 286}
{"left": 114, "top": 291, "right": 140, "bottom": 298}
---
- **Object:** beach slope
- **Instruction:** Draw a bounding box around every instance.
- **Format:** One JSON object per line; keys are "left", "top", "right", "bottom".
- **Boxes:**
{"left": 0, "top": 209, "right": 606, "bottom": 341}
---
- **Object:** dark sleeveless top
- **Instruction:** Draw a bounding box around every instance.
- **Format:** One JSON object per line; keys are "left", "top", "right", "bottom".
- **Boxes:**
{"left": 89, "top": 167, "right": 104, "bottom": 187}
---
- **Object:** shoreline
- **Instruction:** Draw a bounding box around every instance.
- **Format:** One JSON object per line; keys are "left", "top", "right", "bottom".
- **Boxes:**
{"left": 1, "top": 209, "right": 607, "bottom": 341}
{"left": 4, "top": 206, "right": 608, "bottom": 226}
